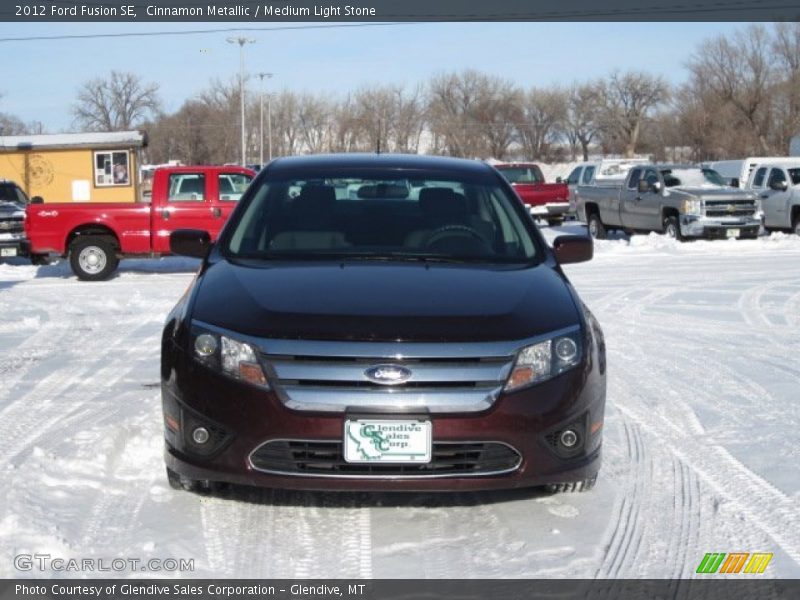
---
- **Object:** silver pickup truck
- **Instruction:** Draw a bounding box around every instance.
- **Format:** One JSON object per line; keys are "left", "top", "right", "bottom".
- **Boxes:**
{"left": 745, "top": 161, "right": 800, "bottom": 235}
{"left": 576, "top": 165, "right": 761, "bottom": 240}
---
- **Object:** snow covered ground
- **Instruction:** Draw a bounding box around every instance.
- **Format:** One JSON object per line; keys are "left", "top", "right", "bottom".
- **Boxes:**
{"left": 1, "top": 228, "right": 799, "bottom": 579}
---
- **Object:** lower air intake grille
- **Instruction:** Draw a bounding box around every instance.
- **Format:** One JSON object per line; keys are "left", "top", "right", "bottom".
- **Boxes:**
{"left": 250, "top": 440, "right": 521, "bottom": 478}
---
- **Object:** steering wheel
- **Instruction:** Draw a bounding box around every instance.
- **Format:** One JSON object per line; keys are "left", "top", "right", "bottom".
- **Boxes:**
{"left": 424, "top": 224, "right": 487, "bottom": 249}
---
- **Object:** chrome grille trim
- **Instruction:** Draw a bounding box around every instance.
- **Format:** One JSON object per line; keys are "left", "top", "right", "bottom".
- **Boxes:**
{"left": 248, "top": 438, "right": 523, "bottom": 479}
{"left": 192, "top": 321, "right": 580, "bottom": 413}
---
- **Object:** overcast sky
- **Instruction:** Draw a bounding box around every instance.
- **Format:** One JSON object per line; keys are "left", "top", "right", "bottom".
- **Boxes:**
{"left": 0, "top": 21, "right": 745, "bottom": 132}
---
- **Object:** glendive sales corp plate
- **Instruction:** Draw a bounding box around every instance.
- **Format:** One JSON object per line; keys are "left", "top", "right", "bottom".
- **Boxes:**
{"left": 726, "top": 229, "right": 740, "bottom": 238}
{"left": 344, "top": 419, "right": 432, "bottom": 463}
{"left": 1, "top": 248, "right": 17, "bottom": 257}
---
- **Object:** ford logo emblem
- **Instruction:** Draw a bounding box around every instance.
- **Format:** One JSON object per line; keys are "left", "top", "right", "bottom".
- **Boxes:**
{"left": 364, "top": 364, "right": 412, "bottom": 386}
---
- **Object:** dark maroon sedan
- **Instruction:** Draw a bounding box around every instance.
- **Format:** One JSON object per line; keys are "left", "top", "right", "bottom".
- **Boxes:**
{"left": 161, "top": 154, "right": 605, "bottom": 493}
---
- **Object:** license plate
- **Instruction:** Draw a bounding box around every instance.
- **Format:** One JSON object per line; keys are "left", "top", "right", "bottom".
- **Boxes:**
{"left": 344, "top": 419, "right": 432, "bottom": 463}
{"left": 726, "top": 229, "right": 740, "bottom": 238}
{"left": 0, "top": 248, "right": 17, "bottom": 257}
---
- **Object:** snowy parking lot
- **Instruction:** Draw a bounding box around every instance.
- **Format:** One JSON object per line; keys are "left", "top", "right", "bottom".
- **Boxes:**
{"left": 1, "top": 227, "right": 799, "bottom": 579}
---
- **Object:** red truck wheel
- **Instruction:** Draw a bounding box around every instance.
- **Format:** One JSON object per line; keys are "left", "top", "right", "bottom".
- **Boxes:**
{"left": 69, "top": 236, "right": 119, "bottom": 281}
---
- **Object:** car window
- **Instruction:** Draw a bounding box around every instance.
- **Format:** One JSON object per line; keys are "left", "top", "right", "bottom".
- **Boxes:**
{"left": 752, "top": 167, "right": 767, "bottom": 188}
{"left": 627, "top": 168, "right": 643, "bottom": 189}
{"left": 581, "top": 166, "right": 595, "bottom": 184}
{"left": 225, "top": 174, "right": 539, "bottom": 264}
{"left": 0, "top": 184, "right": 25, "bottom": 205}
{"left": 788, "top": 168, "right": 800, "bottom": 185}
{"left": 644, "top": 169, "right": 659, "bottom": 186}
{"left": 219, "top": 173, "right": 253, "bottom": 201}
{"left": 168, "top": 174, "right": 205, "bottom": 202}
{"left": 496, "top": 167, "right": 543, "bottom": 184}
{"left": 566, "top": 167, "right": 581, "bottom": 185}
{"left": 767, "top": 168, "right": 787, "bottom": 188}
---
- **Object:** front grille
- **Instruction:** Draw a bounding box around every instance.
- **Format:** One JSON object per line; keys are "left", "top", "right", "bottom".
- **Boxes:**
{"left": 705, "top": 209, "right": 756, "bottom": 218}
{"left": 703, "top": 200, "right": 756, "bottom": 219}
{"left": 259, "top": 338, "right": 519, "bottom": 413}
{"left": 250, "top": 440, "right": 521, "bottom": 478}
{"left": 0, "top": 218, "right": 24, "bottom": 234}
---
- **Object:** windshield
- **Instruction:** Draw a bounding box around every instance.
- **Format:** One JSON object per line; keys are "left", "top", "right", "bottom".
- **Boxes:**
{"left": 496, "top": 166, "right": 543, "bottom": 184}
{"left": 660, "top": 168, "right": 726, "bottom": 188}
{"left": 224, "top": 174, "right": 538, "bottom": 263}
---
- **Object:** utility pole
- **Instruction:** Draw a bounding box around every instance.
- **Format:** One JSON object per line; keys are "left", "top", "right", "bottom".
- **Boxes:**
{"left": 257, "top": 72, "right": 273, "bottom": 166}
{"left": 227, "top": 36, "right": 255, "bottom": 166}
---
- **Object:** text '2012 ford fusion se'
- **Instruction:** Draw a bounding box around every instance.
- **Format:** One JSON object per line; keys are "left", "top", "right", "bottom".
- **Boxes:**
{"left": 161, "top": 154, "right": 606, "bottom": 493}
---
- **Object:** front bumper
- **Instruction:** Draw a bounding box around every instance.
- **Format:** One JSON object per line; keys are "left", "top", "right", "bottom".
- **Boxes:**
{"left": 0, "top": 235, "right": 29, "bottom": 258}
{"left": 529, "top": 202, "right": 570, "bottom": 218}
{"left": 162, "top": 341, "right": 606, "bottom": 492}
{"left": 680, "top": 215, "right": 761, "bottom": 239}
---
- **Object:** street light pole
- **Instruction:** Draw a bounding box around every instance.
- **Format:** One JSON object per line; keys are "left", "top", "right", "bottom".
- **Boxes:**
{"left": 257, "top": 72, "right": 273, "bottom": 166}
{"left": 267, "top": 93, "right": 273, "bottom": 161}
{"left": 227, "top": 36, "right": 255, "bottom": 166}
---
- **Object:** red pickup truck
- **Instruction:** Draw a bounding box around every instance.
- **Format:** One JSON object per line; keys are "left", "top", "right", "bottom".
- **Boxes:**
{"left": 26, "top": 165, "right": 255, "bottom": 280}
{"left": 494, "top": 163, "right": 570, "bottom": 226}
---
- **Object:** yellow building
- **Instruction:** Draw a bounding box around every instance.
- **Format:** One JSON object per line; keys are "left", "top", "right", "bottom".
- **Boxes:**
{"left": 0, "top": 131, "right": 146, "bottom": 203}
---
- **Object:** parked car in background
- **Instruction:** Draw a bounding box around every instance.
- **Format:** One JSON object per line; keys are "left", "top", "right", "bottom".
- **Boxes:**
{"left": 0, "top": 179, "right": 29, "bottom": 259}
{"left": 577, "top": 164, "right": 760, "bottom": 240}
{"left": 25, "top": 165, "right": 254, "bottom": 280}
{"left": 703, "top": 157, "right": 792, "bottom": 189}
{"left": 565, "top": 158, "right": 651, "bottom": 216}
{"left": 745, "top": 160, "right": 800, "bottom": 235}
{"left": 162, "top": 153, "right": 606, "bottom": 494}
{"left": 495, "top": 162, "right": 570, "bottom": 226}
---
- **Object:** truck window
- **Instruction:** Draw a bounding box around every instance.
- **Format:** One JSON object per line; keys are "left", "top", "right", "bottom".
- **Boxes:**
{"left": 219, "top": 173, "right": 253, "bottom": 201}
{"left": 752, "top": 167, "right": 767, "bottom": 188}
{"left": 566, "top": 167, "right": 581, "bottom": 185}
{"left": 789, "top": 169, "right": 800, "bottom": 185}
{"left": 627, "top": 168, "right": 643, "bottom": 189}
{"left": 644, "top": 169, "right": 659, "bottom": 187}
{"left": 168, "top": 174, "right": 205, "bottom": 202}
{"left": 497, "top": 167, "right": 543, "bottom": 184}
{"left": 767, "top": 168, "right": 787, "bottom": 188}
{"left": 581, "top": 166, "right": 595, "bottom": 184}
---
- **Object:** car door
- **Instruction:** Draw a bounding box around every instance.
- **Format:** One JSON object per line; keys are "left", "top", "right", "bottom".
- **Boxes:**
{"left": 761, "top": 168, "right": 791, "bottom": 228}
{"left": 620, "top": 167, "right": 654, "bottom": 230}
{"left": 152, "top": 172, "right": 214, "bottom": 254}
{"left": 208, "top": 171, "right": 254, "bottom": 241}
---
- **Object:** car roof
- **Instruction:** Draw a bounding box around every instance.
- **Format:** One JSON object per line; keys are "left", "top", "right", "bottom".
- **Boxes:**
{"left": 266, "top": 153, "right": 497, "bottom": 179}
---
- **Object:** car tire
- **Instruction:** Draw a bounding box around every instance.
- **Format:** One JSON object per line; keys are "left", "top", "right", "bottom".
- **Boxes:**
{"left": 544, "top": 474, "right": 597, "bottom": 494}
{"left": 69, "top": 236, "right": 119, "bottom": 281}
{"left": 663, "top": 215, "right": 683, "bottom": 241}
{"left": 587, "top": 213, "right": 606, "bottom": 240}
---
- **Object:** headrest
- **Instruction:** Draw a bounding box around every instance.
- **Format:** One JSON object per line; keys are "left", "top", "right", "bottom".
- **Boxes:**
{"left": 419, "top": 187, "right": 468, "bottom": 218}
{"left": 293, "top": 185, "right": 336, "bottom": 213}
{"left": 357, "top": 183, "right": 409, "bottom": 199}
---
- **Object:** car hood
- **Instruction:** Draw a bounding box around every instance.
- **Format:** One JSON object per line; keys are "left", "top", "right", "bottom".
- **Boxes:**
{"left": 666, "top": 187, "right": 755, "bottom": 201}
{"left": 0, "top": 201, "right": 24, "bottom": 218}
{"left": 191, "top": 259, "right": 581, "bottom": 342}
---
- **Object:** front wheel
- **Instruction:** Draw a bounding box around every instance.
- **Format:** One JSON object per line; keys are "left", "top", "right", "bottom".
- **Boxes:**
{"left": 69, "top": 236, "right": 119, "bottom": 281}
{"left": 663, "top": 215, "right": 683, "bottom": 241}
{"left": 587, "top": 213, "right": 606, "bottom": 240}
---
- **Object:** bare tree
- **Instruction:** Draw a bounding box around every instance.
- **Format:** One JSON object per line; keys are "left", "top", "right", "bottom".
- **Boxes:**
{"left": 516, "top": 87, "right": 566, "bottom": 160}
{"left": 596, "top": 71, "right": 668, "bottom": 157}
{"left": 772, "top": 22, "right": 800, "bottom": 152}
{"left": 564, "top": 83, "right": 600, "bottom": 161}
{"left": 73, "top": 71, "right": 161, "bottom": 132}
{"left": 687, "top": 25, "right": 774, "bottom": 154}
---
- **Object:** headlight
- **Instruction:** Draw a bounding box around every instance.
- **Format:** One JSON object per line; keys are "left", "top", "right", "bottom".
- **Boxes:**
{"left": 191, "top": 323, "right": 269, "bottom": 388}
{"left": 682, "top": 199, "right": 702, "bottom": 215}
{"left": 504, "top": 330, "right": 583, "bottom": 392}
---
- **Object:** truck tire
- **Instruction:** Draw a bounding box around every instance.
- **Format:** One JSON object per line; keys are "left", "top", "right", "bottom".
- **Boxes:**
{"left": 587, "top": 213, "right": 606, "bottom": 240}
{"left": 794, "top": 217, "right": 800, "bottom": 236}
{"left": 663, "top": 215, "right": 683, "bottom": 241}
{"left": 69, "top": 236, "right": 119, "bottom": 281}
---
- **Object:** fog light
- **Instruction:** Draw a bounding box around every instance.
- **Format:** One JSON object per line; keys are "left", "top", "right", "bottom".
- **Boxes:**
{"left": 560, "top": 429, "right": 578, "bottom": 448}
{"left": 194, "top": 334, "right": 218, "bottom": 357}
{"left": 192, "top": 427, "right": 210, "bottom": 444}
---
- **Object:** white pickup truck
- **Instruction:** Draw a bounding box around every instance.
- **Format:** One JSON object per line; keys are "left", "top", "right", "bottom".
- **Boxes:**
{"left": 744, "top": 160, "right": 800, "bottom": 235}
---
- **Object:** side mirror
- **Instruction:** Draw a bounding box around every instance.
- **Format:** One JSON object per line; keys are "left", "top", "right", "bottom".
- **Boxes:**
{"left": 170, "top": 229, "right": 212, "bottom": 258}
{"left": 770, "top": 180, "right": 788, "bottom": 192}
{"left": 555, "top": 176, "right": 563, "bottom": 183}
{"left": 651, "top": 181, "right": 663, "bottom": 193}
{"left": 30, "top": 196, "right": 44, "bottom": 204}
{"left": 552, "top": 235, "right": 593, "bottom": 264}
{"left": 637, "top": 180, "right": 649, "bottom": 194}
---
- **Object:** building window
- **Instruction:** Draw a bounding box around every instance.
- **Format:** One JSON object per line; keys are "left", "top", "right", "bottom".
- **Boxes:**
{"left": 94, "top": 150, "right": 130, "bottom": 187}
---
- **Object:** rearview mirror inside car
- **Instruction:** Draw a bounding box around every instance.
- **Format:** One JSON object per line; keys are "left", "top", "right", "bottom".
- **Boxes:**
{"left": 170, "top": 229, "right": 212, "bottom": 258}
{"left": 552, "top": 235, "right": 593, "bottom": 264}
